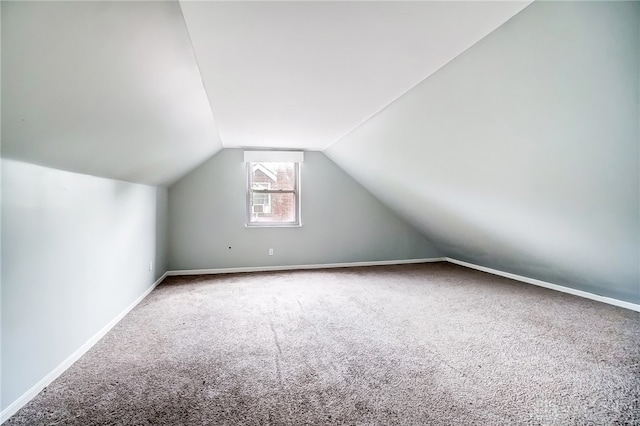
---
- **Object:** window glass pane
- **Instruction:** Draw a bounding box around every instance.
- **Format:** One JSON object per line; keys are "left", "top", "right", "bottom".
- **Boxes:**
{"left": 250, "top": 192, "right": 296, "bottom": 223}
{"left": 250, "top": 162, "right": 295, "bottom": 191}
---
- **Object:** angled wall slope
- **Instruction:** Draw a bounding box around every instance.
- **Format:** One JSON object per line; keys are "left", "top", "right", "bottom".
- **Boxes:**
{"left": 1, "top": 1, "right": 222, "bottom": 186}
{"left": 326, "top": 1, "right": 640, "bottom": 303}
{"left": 168, "top": 149, "right": 441, "bottom": 270}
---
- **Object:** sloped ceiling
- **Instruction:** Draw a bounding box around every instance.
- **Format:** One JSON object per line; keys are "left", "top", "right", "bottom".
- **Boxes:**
{"left": 1, "top": 1, "right": 530, "bottom": 185}
{"left": 180, "top": 1, "right": 531, "bottom": 150}
{"left": 1, "top": 1, "right": 222, "bottom": 186}
{"left": 2, "top": 1, "right": 637, "bottom": 303}
{"left": 325, "top": 1, "right": 640, "bottom": 303}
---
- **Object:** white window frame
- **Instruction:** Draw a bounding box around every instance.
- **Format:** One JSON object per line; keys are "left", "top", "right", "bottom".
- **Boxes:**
{"left": 246, "top": 161, "right": 301, "bottom": 227}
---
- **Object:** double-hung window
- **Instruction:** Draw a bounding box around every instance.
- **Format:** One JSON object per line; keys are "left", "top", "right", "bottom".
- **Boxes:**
{"left": 245, "top": 151, "right": 303, "bottom": 227}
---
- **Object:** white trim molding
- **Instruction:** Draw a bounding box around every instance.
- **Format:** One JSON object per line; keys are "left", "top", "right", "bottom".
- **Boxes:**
{"left": 166, "top": 258, "right": 446, "bottom": 276}
{"left": 166, "top": 257, "right": 639, "bottom": 312}
{"left": 244, "top": 150, "right": 304, "bottom": 163}
{"left": 3, "top": 256, "right": 638, "bottom": 423}
{"left": 0, "top": 272, "right": 168, "bottom": 424}
{"left": 445, "top": 258, "right": 640, "bottom": 312}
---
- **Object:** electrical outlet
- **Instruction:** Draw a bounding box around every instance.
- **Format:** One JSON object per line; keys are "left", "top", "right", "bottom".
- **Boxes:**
{"left": 269, "top": 248, "right": 274, "bottom": 256}
{"left": 149, "top": 261, "right": 153, "bottom": 271}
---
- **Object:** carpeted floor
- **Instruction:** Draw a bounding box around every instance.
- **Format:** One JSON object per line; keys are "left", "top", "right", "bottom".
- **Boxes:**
{"left": 5, "top": 263, "right": 640, "bottom": 425}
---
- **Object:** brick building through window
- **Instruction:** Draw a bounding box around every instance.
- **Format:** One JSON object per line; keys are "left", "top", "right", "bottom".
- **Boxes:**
{"left": 247, "top": 161, "right": 299, "bottom": 225}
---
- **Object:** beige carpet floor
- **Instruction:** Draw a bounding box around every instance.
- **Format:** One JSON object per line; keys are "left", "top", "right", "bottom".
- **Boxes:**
{"left": 6, "top": 263, "right": 640, "bottom": 425}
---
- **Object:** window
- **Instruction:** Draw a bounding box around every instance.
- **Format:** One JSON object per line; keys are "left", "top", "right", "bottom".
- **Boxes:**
{"left": 245, "top": 151, "right": 303, "bottom": 226}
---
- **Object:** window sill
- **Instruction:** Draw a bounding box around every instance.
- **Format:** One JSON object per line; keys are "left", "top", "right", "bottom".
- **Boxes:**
{"left": 245, "top": 223, "right": 303, "bottom": 228}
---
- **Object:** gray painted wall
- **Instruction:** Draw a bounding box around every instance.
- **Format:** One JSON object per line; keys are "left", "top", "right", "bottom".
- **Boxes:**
{"left": 155, "top": 187, "right": 169, "bottom": 277}
{"left": 326, "top": 1, "right": 639, "bottom": 303}
{"left": 1, "top": 159, "right": 168, "bottom": 410}
{"left": 168, "top": 149, "right": 441, "bottom": 270}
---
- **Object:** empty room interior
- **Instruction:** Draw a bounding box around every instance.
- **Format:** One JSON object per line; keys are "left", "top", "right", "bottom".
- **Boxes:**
{"left": 1, "top": 0, "right": 639, "bottom": 424}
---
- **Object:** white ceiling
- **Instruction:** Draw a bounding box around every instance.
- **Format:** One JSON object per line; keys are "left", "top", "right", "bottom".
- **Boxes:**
{"left": 1, "top": 1, "right": 222, "bottom": 186}
{"left": 1, "top": 1, "right": 531, "bottom": 186}
{"left": 180, "top": 1, "right": 531, "bottom": 150}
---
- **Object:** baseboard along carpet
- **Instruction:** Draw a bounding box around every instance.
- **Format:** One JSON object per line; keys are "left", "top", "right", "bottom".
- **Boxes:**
{"left": 5, "top": 263, "right": 640, "bottom": 425}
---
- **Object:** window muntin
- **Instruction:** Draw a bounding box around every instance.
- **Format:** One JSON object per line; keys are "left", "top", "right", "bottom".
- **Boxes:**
{"left": 247, "top": 161, "right": 300, "bottom": 226}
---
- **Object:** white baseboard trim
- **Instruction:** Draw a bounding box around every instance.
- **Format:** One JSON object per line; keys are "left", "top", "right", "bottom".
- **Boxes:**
{"left": 0, "top": 272, "right": 168, "bottom": 424}
{"left": 3, "top": 256, "right": 636, "bottom": 422}
{"left": 166, "top": 257, "right": 447, "bottom": 277}
{"left": 167, "top": 257, "right": 639, "bottom": 311}
{"left": 445, "top": 257, "right": 640, "bottom": 312}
